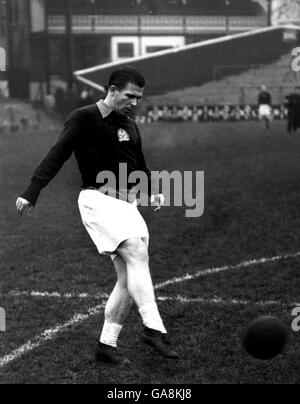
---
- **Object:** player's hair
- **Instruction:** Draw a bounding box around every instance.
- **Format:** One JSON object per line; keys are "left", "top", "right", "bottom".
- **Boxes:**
{"left": 107, "top": 66, "right": 146, "bottom": 91}
{"left": 295, "top": 85, "right": 300, "bottom": 91}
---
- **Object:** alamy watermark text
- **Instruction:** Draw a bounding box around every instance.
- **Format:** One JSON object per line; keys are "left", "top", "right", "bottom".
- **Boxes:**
{"left": 291, "top": 48, "right": 300, "bottom": 72}
{"left": 0, "top": 47, "right": 6, "bottom": 72}
{"left": 291, "top": 307, "right": 300, "bottom": 332}
{"left": 0, "top": 307, "right": 6, "bottom": 332}
{"left": 95, "top": 163, "right": 204, "bottom": 218}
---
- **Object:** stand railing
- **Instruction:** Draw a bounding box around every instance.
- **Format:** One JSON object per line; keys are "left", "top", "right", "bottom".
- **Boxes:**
{"left": 48, "top": 15, "right": 267, "bottom": 34}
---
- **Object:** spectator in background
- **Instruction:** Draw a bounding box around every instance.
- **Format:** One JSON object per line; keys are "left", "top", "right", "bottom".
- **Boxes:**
{"left": 244, "top": 105, "right": 252, "bottom": 121}
{"left": 203, "top": 106, "right": 209, "bottom": 121}
{"left": 281, "top": 104, "right": 288, "bottom": 120}
{"left": 182, "top": 105, "right": 190, "bottom": 122}
{"left": 258, "top": 85, "right": 272, "bottom": 129}
{"left": 223, "top": 104, "right": 230, "bottom": 121}
{"left": 192, "top": 106, "right": 199, "bottom": 122}
{"left": 285, "top": 86, "right": 300, "bottom": 132}
{"left": 152, "top": 106, "right": 160, "bottom": 122}
{"left": 273, "top": 106, "right": 280, "bottom": 120}
{"left": 214, "top": 106, "right": 221, "bottom": 121}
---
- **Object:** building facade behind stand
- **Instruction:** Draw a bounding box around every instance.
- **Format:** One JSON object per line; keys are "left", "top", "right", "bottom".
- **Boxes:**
{"left": 0, "top": 0, "right": 268, "bottom": 100}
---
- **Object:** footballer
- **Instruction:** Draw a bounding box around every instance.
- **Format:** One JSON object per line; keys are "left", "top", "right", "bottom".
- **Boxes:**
{"left": 16, "top": 67, "right": 179, "bottom": 364}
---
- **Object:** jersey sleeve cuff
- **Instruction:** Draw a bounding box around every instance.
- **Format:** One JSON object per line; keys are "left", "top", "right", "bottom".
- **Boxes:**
{"left": 19, "top": 179, "right": 44, "bottom": 206}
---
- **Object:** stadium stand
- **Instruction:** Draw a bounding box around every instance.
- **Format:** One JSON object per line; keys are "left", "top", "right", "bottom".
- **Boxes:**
{"left": 152, "top": 0, "right": 263, "bottom": 16}
{"left": 47, "top": 0, "right": 264, "bottom": 16}
{"left": 0, "top": 99, "right": 56, "bottom": 133}
{"left": 144, "top": 53, "right": 298, "bottom": 106}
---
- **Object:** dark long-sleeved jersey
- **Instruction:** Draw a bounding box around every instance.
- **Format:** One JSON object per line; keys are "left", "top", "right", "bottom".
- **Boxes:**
{"left": 20, "top": 104, "right": 155, "bottom": 206}
{"left": 285, "top": 93, "right": 300, "bottom": 110}
{"left": 258, "top": 91, "right": 272, "bottom": 106}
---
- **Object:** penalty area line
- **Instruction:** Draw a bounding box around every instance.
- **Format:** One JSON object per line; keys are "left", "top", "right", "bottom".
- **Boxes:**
{"left": 5, "top": 291, "right": 109, "bottom": 299}
{"left": 5, "top": 251, "right": 300, "bottom": 300}
{"left": 155, "top": 251, "right": 300, "bottom": 290}
{"left": 157, "top": 295, "right": 300, "bottom": 307}
{"left": 5, "top": 292, "right": 300, "bottom": 308}
{"left": 0, "top": 303, "right": 106, "bottom": 369}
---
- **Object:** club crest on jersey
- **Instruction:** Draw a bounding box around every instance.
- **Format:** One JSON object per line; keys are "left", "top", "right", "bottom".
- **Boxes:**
{"left": 117, "top": 128, "right": 130, "bottom": 142}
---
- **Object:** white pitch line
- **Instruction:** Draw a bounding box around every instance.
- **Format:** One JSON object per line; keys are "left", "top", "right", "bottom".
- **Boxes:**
{"left": 0, "top": 303, "right": 106, "bottom": 369}
{"left": 5, "top": 292, "right": 300, "bottom": 309}
{"left": 157, "top": 295, "right": 300, "bottom": 307}
{"left": 1, "top": 294, "right": 297, "bottom": 370}
{"left": 155, "top": 251, "right": 300, "bottom": 290}
{"left": 5, "top": 251, "right": 300, "bottom": 300}
{"left": 6, "top": 291, "right": 109, "bottom": 300}
{"left": 1, "top": 251, "right": 299, "bottom": 369}
{"left": 4, "top": 292, "right": 299, "bottom": 308}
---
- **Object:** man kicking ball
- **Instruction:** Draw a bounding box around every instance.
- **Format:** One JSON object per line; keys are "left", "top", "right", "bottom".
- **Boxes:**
{"left": 16, "top": 66, "right": 178, "bottom": 364}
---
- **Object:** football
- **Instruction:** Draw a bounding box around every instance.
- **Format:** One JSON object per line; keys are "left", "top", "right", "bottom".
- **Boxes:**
{"left": 242, "top": 316, "right": 289, "bottom": 360}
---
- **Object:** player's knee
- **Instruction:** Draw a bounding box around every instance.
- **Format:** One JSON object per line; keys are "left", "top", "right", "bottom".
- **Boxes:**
{"left": 128, "top": 241, "right": 149, "bottom": 263}
{"left": 118, "top": 238, "right": 149, "bottom": 264}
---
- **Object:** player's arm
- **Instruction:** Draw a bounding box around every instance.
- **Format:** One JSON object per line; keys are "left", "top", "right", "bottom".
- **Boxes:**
{"left": 135, "top": 125, "right": 164, "bottom": 212}
{"left": 16, "top": 110, "right": 83, "bottom": 216}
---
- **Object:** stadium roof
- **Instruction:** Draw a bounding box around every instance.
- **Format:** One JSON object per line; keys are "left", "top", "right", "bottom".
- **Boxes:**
{"left": 74, "top": 25, "right": 300, "bottom": 94}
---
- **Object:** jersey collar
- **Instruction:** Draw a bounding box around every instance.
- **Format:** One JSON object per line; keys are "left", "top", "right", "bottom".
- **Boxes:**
{"left": 96, "top": 99, "right": 114, "bottom": 118}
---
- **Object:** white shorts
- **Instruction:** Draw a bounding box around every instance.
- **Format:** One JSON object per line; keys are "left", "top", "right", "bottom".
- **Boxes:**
{"left": 78, "top": 189, "right": 149, "bottom": 260}
{"left": 259, "top": 105, "right": 272, "bottom": 119}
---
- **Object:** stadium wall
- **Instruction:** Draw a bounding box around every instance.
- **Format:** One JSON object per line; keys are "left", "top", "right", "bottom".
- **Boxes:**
{"left": 75, "top": 26, "right": 300, "bottom": 95}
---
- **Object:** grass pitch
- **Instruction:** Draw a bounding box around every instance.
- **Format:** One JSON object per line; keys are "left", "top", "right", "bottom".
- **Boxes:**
{"left": 0, "top": 119, "right": 300, "bottom": 384}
